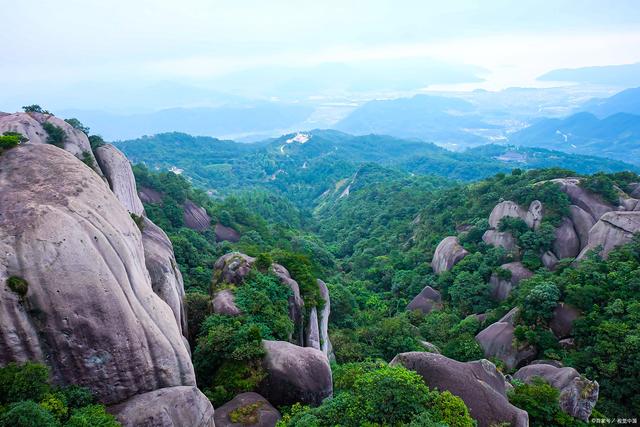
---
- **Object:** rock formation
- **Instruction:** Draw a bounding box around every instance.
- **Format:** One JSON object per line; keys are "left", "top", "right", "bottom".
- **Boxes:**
{"left": 406, "top": 285, "right": 442, "bottom": 314}
{"left": 552, "top": 178, "right": 614, "bottom": 221}
{"left": 488, "top": 201, "right": 527, "bottom": 228}
{"left": 271, "top": 263, "right": 305, "bottom": 344}
{"left": 212, "top": 289, "right": 242, "bottom": 316}
{"left": 0, "top": 144, "right": 214, "bottom": 425}
{"left": 213, "top": 252, "right": 256, "bottom": 286}
{"left": 214, "top": 392, "right": 281, "bottom": 427}
{"left": 95, "top": 144, "right": 144, "bottom": 216}
{"left": 391, "top": 352, "right": 528, "bottom": 427}
{"left": 138, "top": 186, "right": 164, "bottom": 204}
{"left": 552, "top": 217, "right": 581, "bottom": 259}
{"left": 431, "top": 236, "right": 469, "bottom": 274}
{"left": 489, "top": 262, "right": 533, "bottom": 301}
{"left": 577, "top": 211, "right": 640, "bottom": 259}
{"left": 258, "top": 340, "right": 333, "bottom": 407}
{"left": 482, "top": 229, "right": 518, "bottom": 252}
{"left": 316, "top": 279, "right": 333, "bottom": 359}
{"left": 568, "top": 205, "right": 596, "bottom": 249}
{"left": 183, "top": 199, "right": 211, "bottom": 231}
{"left": 514, "top": 363, "right": 599, "bottom": 421}
{"left": 550, "top": 303, "right": 580, "bottom": 339}
{"left": 215, "top": 223, "right": 241, "bottom": 242}
{"left": 475, "top": 308, "right": 536, "bottom": 370}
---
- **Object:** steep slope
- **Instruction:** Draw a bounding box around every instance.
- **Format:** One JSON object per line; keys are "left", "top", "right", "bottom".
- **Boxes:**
{"left": 581, "top": 87, "right": 640, "bottom": 117}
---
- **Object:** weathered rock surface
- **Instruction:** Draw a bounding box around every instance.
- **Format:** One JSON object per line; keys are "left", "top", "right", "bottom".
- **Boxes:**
{"left": 139, "top": 186, "right": 163, "bottom": 204}
{"left": 525, "top": 200, "right": 544, "bottom": 230}
{"left": 577, "top": 211, "right": 640, "bottom": 259}
{"left": 552, "top": 217, "right": 581, "bottom": 259}
{"left": 316, "top": 279, "right": 333, "bottom": 359}
{"left": 489, "top": 262, "right": 532, "bottom": 301}
{"left": 214, "top": 392, "right": 280, "bottom": 427}
{"left": 391, "top": 352, "right": 528, "bottom": 427}
{"left": 552, "top": 178, "right": 614, "bottom": 221}
{"left": 406, "top": 286, "right": 442, "bottom": 314}
{"left": 0, "top": 112, "right": 102, "bottom": 176}
{"left": 431, "top": 236, "right": 469, "bottom": 274}
{"left": 0, "top": 145, "right": 201, "bottom": 410}
{"left": 419, "top": 341, "right": 441, "bottom": 353}
{"left": 550, "top": 303, "right": 580, "bottom": 339}
{"left": 213, "top": 253, "right": 256, "bottom": 286}
{"left": 95, "top": 144, "right": 144, "bottom": 216}
{"left": 271, "top": 263, "right": 304, "bottom": 345}
{"left": 488, "top": 201, "right": 527, "bottom": 228}
{"left": 183, "top": 199, "right": 211, "bottom": 232}
{"left": 476, "top": 308, "right": 536, "bottom": 370}
{"left": 482, "top": 229, "right": 518, "bottom": 252}
{"left": 212, "top": 289, "right": 241, "bottom": 316}
{"left": 215, "top": 223, "right": 241, "bottom": 242}
{"left": 629, "top": 183, "right": 640, "bottom": 199}
{"left": 306, "top": 307, "right": 321, "bottom": 351}
{"left": 109, "top": 386, "right": 215, "bottom": 427}
{"left": 258, "top": 340, "right": 332, "bottom": 407}
{"left": 514, "top": 363, "right": 599, "bottom": 421}
{"left": 542, "top": 250, "right": 559, "bottom": 270}
{"left": 569, "top": 205, "right": 596, "bottom": 249}
{"left": 141, "top": 217, "right": 187, "bottom": 337}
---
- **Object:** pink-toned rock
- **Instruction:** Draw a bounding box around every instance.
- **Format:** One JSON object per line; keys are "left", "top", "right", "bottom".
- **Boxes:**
{"left": 569, "top": 205, "right": 596, "bottom": 249}
{"left": 95, "top": 144, "right": 145, "bottom": 216}
{"left": 212, "top": 253, "right": 256, "bottom": 286}
{"left": 552, "top": 217, "right": 580, "bottom": 259}
{"left": 212, "top": 289, "right": 241, "bottom": 316}
{"left": 214, "top": 392, "right": 280, "bottom": 427}
{"left": 552, "top": 178, "right": 614, "bottom": 221}
{"left": 489, "top": 262, "right": 533, "bottom": 301}
{"left": 489, "top": 201, "right": 527, "bottom": 228}
{"left": 431, "top": 236, "right": 469, "bottom": 274}
{"left": 139, "top": 186, "right": 163, "bottom": 204}
{"left": 215, "top": 223, "right": 240, "bottom": 242}
{"left": 482, "top": 229, "right": 518, "bottom": 252}
{"left": 183, "top": 199, "right": 211, "bottom": 232}
{"left": 406, "top": 286, "right": 442, "bottom": 314}
{"left": 577, "top": 211, "right": 640, "bottom": 259}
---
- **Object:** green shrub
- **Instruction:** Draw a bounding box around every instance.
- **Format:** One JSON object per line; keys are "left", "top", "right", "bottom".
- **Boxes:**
{"left": 255, "top": 253, "right": 273, "bottom": 271}
{"left": 80, "top": 151, "right": 95, "bottom": 169}
{"left": 0, "top": 401, "right": 59, "bottom": 427}
{"left": 65, "top": 405, "right": 120, "bottom": 427}
{"left": 508, "top": 378, "right": 581, "bottom": 426}
{"left": 64, "top": 119, "right": 89, "bottom": 135}
{"left": 88, "top": 135, "right": 105, "bottom": 150}
{"left": 39, "top": 393, "right": 67, "bottom": 421}
{"left": 7, "top": 276, "right": 28, "bottom": 297}
{"left": 0, "top": 362, "right": 50, "bottom": 404}
{"left": 580, "top": 173, "right": 619, "bottom": 205}
{"left": 184, "top": 292, "right": 211, "bottom": 346}
{"left": 129, "top": 213, "right": 145, "bottom": 231}
{"left": 22, "top": 105, "right": 50, "bottom": 114}
{"left": 42, "top": 123, "right": 66, "bottom": 148}
{"left": 229, "top": 401, "right": 264, "bottom": 424}
{"left": 431, "top": 391, "right": 474, "bottom": 427}
{"left": 0, "top": 134, "right": 22, "bottom": 154}
{"left": 207, "top": 360, "right": 267, "bottom": 407}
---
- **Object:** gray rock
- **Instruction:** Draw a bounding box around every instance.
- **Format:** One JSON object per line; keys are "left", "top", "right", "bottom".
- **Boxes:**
{"left": 212, "top": 289, "right": 241, "bottom": 316}
{"left": 183, "top": 199, "right": 211, "bottom": 232}
{"left": 258, "top": 340, "right": 332, "bottom": 407}
{"left": 316, "top": 279, "right": 333, "bottom": 359}
{"left": 109, "top": 386, "right": 215, "bottom": 427}
{"left": 475, "top": 308, "right": 536, "bottom": 370}
{"left": 214, "top": 392, "right": 280, "bottom": 427}
{"left": 577, "top": 211, "right": 640, "bottom": 259}
{"left": 482, "top": 229, "right": 518, "bottom": 252}
{"left": 215, "top": 223, "right": 241, "bottom": 242}
{"left": 431, "top": 236, "right": 469, "bottom": 274}
{"left": 213, "top": 253, "right": 256, "bottom": 286}
{"left": 526, "top": 200, "right": 544, "bottom": 230}
{"left": 489, "top": 262, "right": 533, "bottom": 301}
{"left": 0, "top": 144, "right": 196, "bottom": 405}
{"left": 488, "top": 201, "right": 527, "bottom": 229}
{"left": 552, "top": 178, "right": 614, "bottom": 221}
{"left": 569, "top": 205, "right": 596, "bottom": 249}
{"left": 406, "top": 286, "right": 442, "bottom": 314}
{"left": 391, "top": 352, "right": 528, "bottom": 427}
{"left": 629, "top": 183, "right": 640, "bottom": 198}
{"left": 95, "top": 144, "right": 144, "bottom": 216}
{"left": 305, "top": 307, "right": 321, "bottom": 351}
{"left": 620, "top": 197, "right": 640, "bottom": 211}
{"left": 514, "top": 363, "right": 599, "bottom": 421}
{"left": 139, "top": 186, "right": 163, "bottom": 204}
{"left": 542, "top": 250, "right": 559, "bottom": 270}
{"left": 142, "top": 217, "right": 187, "bottom": 337}
{"left": 271, "top": 264, "right": 304, "bottom": 345}
{"left": 419, "top": 341, "right": 441, "bottom": 354}
{"left": 550, "top": 303, "right": 580, "bottom": 339}
{"left": 559, "top": 338, "right": 576, "bottom": 350}
{"left": 553, "top": 217, "right": 580, "bottom": 259}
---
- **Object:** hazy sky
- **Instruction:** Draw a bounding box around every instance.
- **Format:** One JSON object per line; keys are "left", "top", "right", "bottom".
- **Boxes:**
{"left": 2, "top": 0, "right": 640, "bottom": 109}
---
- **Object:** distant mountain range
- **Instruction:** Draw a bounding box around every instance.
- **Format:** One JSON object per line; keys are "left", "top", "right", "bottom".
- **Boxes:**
{"left": 580, "top": 87, "right": 640, "bottom": 117}
{"left": 538, "top": 62, "right": 640, "bottom": 86}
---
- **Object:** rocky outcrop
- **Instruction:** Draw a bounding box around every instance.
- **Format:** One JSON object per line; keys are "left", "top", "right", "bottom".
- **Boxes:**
{"left": 271, "top": 263, "right": 304, "bottom": 345}
{"left": 213, "top": 253, "right": 256, "bottom": 286}
{"left": 316, "top": 279, "right": 333, "bottom": 359}
{"left": 214, "top": 392, "right": 280, "bottom": 427}
{"left": 629, "top": 183, "right": 640, "bottom": 199}
{"left": 488, "top": 201, "right": 527, "bottom": 228}
{"left": 552, "top": 217, "right": 580, "bottom": 259}
{"left": 212, "top": 289, "right": 241, "bottom": 316}
{"left": 475, "top": 308, "right": 536, "bottom": 370}
{"left": 482, "top": 229, "right": 518, "bottom": 252}
{"left": 0, "top": 144, "right": 213, "bottom": 424}
{"left": 406, "top": 286, "right": 442, "bottom": 314}
{"left": 431, "top": 236, "right": 469, "bottom": 274}
{"left": 568, "top": 205, "right": 596, "bottom": 249}
{"left": 552, "top": 178, "right": 614, "bottom": 221}
{"left": 526, "top": 200, "right": 544, "bottom": 229}
{"left": 489, "top": 262, "right": 532, "bottom": 301}
{"left": 139, "top": 186, "right": 163, "bottom": 204}
{"left": 542, "top": 250, "right": 559, "bottom": 270}
{"left": 514, "top": 363, "right": 599, "bottom": 421}
{"left": 391, "top": 352, "right": 528, "bottom": 427}
{"left": 215, "top": 223, "right": 241, "bottom": 242}
{"left": 306, "top": 307, "right": 321, "bottom": 351}
{"left": 95, "top": 144, "right": 144, "bottom": 216}
{"left": 258, "top": 340, "right": 332, "bottom": 407}
{"left": 109, "top": 386, "right": 215, "bottom": 427}
{"left": 183, "top": 199, "right": 211, "bottom": 232}
{"left": 141, "top": 217, "right": 188, "bottom": 337}
{"left": 577, "top": 211, "right": 640, "bottom": 259}
{"left": 550, "top": 303, "right": 580, "bottom": 339}
{"left": 0, "top": 112, "right": 102, "bottom": 176}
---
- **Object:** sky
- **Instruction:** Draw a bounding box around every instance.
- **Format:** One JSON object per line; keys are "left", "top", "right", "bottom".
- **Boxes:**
{"left": 2, "top": 0, "right": 640, "bottom": 111}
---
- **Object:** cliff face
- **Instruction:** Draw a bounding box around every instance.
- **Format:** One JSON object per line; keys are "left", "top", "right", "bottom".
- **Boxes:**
{"left": 0, "top": 122, "right": 214, "bottom": 426}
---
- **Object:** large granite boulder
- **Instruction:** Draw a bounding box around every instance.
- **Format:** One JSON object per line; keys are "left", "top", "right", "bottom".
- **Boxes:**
{"left": 482, "top": 229, "right": 518, "bottom": 252}
{"left": 568, "top": 205, "right": 596, "bottom": 249}
{"left": 431, "top": 236, "right": 469, "bottom": 274}
{"left": 476, "top": 308, "right": 536, "bottom": 370}
{"left": 139, "top": 186, "right": 163, "bottom": 204}
{"left": 391, "top": 352, "right": 528, "bottom": 427}
{"left": 212, "top": 289, "right": 242, "bottom": 316}
{"left": 552, "top": 178, "right": 614, "bottom": 221}
{"left": 488, "top": 201, "right": 527, "bottom": 228}
{"left": 525, "top": 200, "right": 544, "bottom": 230}
{"left": 258, "top": 340, "right": 332, "bottom": 407}
{"left": 406, "top": 285, "right": 442, "bottom": 314}
{"left": 514, "top": 363, "right": 599, "bottom": 421}
{"left": 550, "top": 303, "right": 580, "bottom": 339}
{"left": 94, "top": 144, "right": 144, "bottom": 216}
{"left": 306, "top": 307, "right": 321, "bottom": 351}
{"left": 213, "top": 253, "right": 256, "bottom": 286}
{"left": 629, "top": 183, "right": 640, "bottom": 199}
{"left": 577, "top": 211, "right": 640, "bottom": 259}
{"left": 542, "top": 250, "right": 559, "bottom": 270}
{"left": 215, "top": 223, "right": 241, "bottom": 242}
{"left": 183, "top": 199, "right": 211, "bottom": 232}
{"left": 109, "top": 386, "right": 215, "bottom": 427}
{"left": 489, "top": 262, "right": 532, "bottom": 301}
{"left": 271, "top": 264, "right": 304, "bottom": 345}
{"left": 141, "top": 217, "right": 188, "bottom": 337}
{"left": 0, "top": 144, "right": 213, "bottom": 424}
{"left": 317, "top": 279, "right": 333, "bottom": 359}
{"left": 214, "top": 392, "right": 280, "bottom": 427}
{"left": 552, "top": 217, "right": 581, "bottom": 259}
